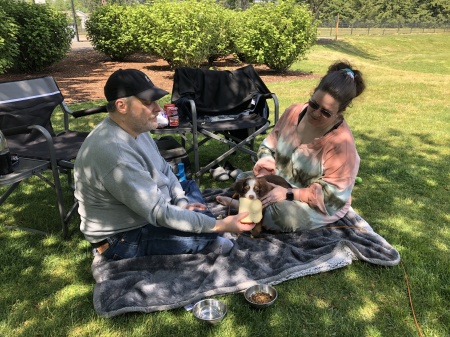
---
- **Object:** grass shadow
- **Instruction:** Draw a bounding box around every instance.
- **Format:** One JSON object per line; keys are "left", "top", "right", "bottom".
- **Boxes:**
{"left": 318, "top": 38, "right": 379, "bottom": 61}
{"left": 1, "top": 121, "right": 449, "bottom": 335}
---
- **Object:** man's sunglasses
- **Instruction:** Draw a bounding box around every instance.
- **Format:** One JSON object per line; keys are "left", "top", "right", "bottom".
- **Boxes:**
{"left": 308, "top": 100, "right": 334, "bottom": 118}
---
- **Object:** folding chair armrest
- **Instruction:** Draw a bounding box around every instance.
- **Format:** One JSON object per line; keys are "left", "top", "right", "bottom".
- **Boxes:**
{"left": 60, "top": 101, "right": 107, "bottom": 130}
{"left": 185, "top": 99, "right": 200, "bottom": 180}
{"left": 186, "top": 99, "right": 198, "bottom": 121}
{"left": 71, "top": 105, "right": 108, "bottom": 118}
{"left": 270, "top": 93, "right": 279, "bottom": 124}
{"left": 186, "top": 99, "right": 199, "bottom": 134}
{"left": 3, "top": 124, "right": 58, "bottom": 168}
{"left": 19, "top": 125, "right": 60, "bottom": 183}
{"left": 176, "top": 98, "right": 198, "bottom": 127}
{"left": 255, "top": 92, "right": 279, "bottom": 124}
{"left": 28, "top": 125, "right": 55, "bottom": 149}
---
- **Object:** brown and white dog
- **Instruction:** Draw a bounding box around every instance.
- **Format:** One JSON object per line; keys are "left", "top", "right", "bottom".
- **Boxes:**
{"left": 233, "top": 175, "right": 291, "bottom": 236}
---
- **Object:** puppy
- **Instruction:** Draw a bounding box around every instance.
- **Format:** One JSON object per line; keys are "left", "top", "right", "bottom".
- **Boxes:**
{"left": 233, "top": 175, "right": 291, "bottom": 236}
{"left": 234, "top": 175, "right": 291, "bottom": 199}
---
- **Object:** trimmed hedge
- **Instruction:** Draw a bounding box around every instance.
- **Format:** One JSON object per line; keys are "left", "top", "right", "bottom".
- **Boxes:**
{"left": 232, "top": 0, "right": 317, "bottom": 72}
{"left": 0, "top": 7, "right": 18, "bottom": 74}
{"left": 86, "top": 0, "right": 317, "bottom": 71}
{"left": 0, "top": 1, "right": 74, "bottom": 73}
{"left": 148, "top": 0, "right": 233, "bottom": 68}
{"left": 86, "top": 1, "right": 233, "bottom": 68}
{"left": 86, "top": 5, "right": 141, "bottom": 61}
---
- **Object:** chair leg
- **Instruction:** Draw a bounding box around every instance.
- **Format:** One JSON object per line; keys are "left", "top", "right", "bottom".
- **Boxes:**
{"left": 193, "top": 125, "right": 269, "bottom": 178}
{"left": 192, "top": 116, "right": 200, "bottom": 184}
{"left": 63, "top": 200, "right": 79, "bottom": 239}
{"left": 52, "top": 173, "right": 69, "bottom": 238}
{"left": 0, "top": 182, "right": 21, "bottom": 205}
{"left": 34, "top": 171, "right": 70, "bottom": 238}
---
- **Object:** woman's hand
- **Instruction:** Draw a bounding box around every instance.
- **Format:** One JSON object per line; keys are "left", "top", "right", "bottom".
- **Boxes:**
{"left": 260, "top": 182, "right": 288, "bottom": 208}
{"left": 255, "top": 168, "right": 273, "bottom": 177}
{"left": 213, "top": 212, "right": 256, "bottom": 233}
{"left": 253, "top": 157, "right": 276, "bottom": 177}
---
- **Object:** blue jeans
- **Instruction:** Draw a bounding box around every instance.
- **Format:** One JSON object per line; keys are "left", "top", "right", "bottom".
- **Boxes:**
{"left": 101, "top": 180, "right": 217, "bottom": 260}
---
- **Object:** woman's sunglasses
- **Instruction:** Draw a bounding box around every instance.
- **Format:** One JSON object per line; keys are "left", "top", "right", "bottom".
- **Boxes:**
{"left": 308, "top": 100, "right": 334, "bottom": 118}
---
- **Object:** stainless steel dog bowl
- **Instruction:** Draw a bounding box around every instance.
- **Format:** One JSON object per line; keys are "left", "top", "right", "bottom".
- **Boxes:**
{"left": 244, "top": 284, "right": 278, "bottom": 309}
{"left": 192, "top": 299, "right": 227, "bottom": 325}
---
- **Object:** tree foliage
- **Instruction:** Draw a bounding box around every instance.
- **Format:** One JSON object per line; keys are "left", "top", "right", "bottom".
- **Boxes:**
{"left": 298, "top": 0, "right": 450, "bottom": 26}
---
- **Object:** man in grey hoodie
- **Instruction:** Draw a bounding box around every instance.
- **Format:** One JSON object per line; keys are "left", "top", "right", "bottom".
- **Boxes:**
{"left": 74, "top": 69, "right": 254, "bottom": 260}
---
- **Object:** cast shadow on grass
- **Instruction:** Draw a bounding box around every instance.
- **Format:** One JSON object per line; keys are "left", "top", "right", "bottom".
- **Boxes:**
{"left": 347, "top": 128, "right": 450, "bottom": 332}
{"left": 0, "top": 218, "right": 95, "bottom": 335}
{"left": 188, "top": 128, "right": 450, "bottom": 334}
{"left": 354, "top": 127, "right": 450, "bottom": 238}
{"left": 1, "top": 126, "right": 448, "bottom": 335}
{"left": 319, "top": 39, "right": 378, "bottom": 61}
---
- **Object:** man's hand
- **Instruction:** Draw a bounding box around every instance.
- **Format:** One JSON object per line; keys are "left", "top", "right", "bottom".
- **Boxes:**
{"left": 213, "top": 212, "right": 256, "bottom": 233}
{"left": 182, "top": 202, "right": 207, "bottom": 211}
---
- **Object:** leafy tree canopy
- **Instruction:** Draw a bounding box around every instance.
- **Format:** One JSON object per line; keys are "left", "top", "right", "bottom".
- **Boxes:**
{"left": 298, "top": 0, "right": 450, "bottom": 25}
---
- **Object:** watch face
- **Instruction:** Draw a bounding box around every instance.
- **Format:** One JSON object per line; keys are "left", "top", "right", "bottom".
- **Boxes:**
{"left": 286, "top": 189, "right": 294, "bottom": 201}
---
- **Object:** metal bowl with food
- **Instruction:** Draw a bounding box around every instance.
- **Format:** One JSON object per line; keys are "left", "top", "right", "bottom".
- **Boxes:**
{"left": 244, "top": 284, "right": 278, "bottom": 309}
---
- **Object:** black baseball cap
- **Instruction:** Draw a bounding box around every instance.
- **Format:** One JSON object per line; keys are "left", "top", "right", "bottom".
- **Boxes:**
{"left": 104, "top": 69, "right": 169, "bottom": 102}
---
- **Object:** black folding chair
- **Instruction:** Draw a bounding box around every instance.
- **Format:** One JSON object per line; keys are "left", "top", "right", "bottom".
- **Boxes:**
{"left": 0, "top": 76, "right": 106, "bottom": 238}
{"left": 152, "top": 65, "right": 279, "bottom": 182}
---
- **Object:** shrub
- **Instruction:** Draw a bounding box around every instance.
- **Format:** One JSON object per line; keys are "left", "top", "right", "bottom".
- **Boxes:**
{"left": 207, "top": 6, "right": 235, "bottom": 65}
{"left": 232, "top": 0, "right": 317, "bottom": 72}
{"left": 86, "top": 5, "right": 141, "bottom": 61}
{"left": 149, "top": 0, "right": 233, "bottom": 68}
{"left": 130, "top": 5, "right": 157, "bottom": 56}
{"left": 0, "top": 7, "right": 18, "bottom": 74}
{"left": 1, "top": 1, "right": 73, "bottom": 73}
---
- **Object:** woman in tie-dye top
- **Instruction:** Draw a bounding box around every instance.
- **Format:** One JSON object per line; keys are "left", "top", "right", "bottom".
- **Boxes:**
{"left": 219, "top": 61, "right": 366, "bottom": 231}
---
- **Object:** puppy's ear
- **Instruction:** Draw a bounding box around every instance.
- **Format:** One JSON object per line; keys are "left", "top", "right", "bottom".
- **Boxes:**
{"left": 233, "top": 178, "right": 246, "bottom": 193}
{"left": 258, "top": 177, "right": 273, "bottom": 196}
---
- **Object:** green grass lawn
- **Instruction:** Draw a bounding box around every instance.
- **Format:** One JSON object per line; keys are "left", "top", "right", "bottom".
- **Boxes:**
{"left": 1, "top": 33, "right": 449, "bottom": 336}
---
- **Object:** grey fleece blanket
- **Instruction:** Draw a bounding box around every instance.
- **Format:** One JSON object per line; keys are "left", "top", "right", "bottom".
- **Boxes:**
{"left": 92, "top": 188, "right": 400, "bottom": 318}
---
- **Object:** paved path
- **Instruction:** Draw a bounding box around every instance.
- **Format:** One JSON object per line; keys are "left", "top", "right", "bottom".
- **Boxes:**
{"left": 71, "top": 38, "right": 93, "bottom": 50}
